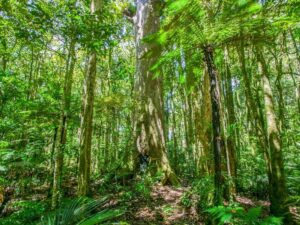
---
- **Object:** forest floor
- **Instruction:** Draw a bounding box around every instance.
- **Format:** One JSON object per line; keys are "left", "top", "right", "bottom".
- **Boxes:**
{"left": 1, "top": 180, "right": 299, "bottom": 225}
{"left": 118, "top": 184, "right": 201, "bottom": 225}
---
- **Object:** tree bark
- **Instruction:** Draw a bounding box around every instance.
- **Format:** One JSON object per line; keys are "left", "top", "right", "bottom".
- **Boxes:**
{"left": 197, "top": 70, "right": 212, "bottom": 174}
{"left": 134, "top": 0, "right": 178, "bottom": 185}
{"left": 52, "top": 39, "right": 76, "bottom": 208}
{"left": 256, "top": 47, "right": 291, "bottom": 223}
{"left": 237, "top": 38, "right": 271, "bottom": 169}
{"left": 78, "top": 52, "right": 97, "bottom": 196}
{"left": 203, "top": 45, "right": 223, "bottom": 205}
{"left": 1, "top": 38, "right": 7, "bottom": 71}
{"left": 224, "top": 47, "right": 237, "bottom": 196}
{"left": 78, "top": 0, "right": 103, "bottom": 196}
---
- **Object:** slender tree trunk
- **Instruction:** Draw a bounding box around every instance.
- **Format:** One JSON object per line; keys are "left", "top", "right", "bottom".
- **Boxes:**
{"left": 52, "top": 39, "right": 76, "bottom": 208}
{"left": 104, "top": 120, "right": 110, "bottom": 166}
{"left": 237, "top": 38, "right": 270, "bottom": 166}
{"left": 78, "top": 0, "right": 102, "bottom": 196}
{"left": 1, "top": 38, "right": 7, "bottom": 71}
{"left": 285, "top": 31, "right": 300, "bottom": 113}
{"left": 27, "top": 46, "right": 35, "bottom": 100}
{"left": 170, "top": 87, "right": 179, "bottom": 174}
{"left": 78, "top": 52, "right": 97, "bottom": 196}
{"left": 224, "top": 47, "right": 237, "bottom": 196}
{"left": 48, "top": 126, "right": 58, "bottom": 197}
{"left": 274, "top": 54, "right": 285, "bottom": 131}
{"left": 203, "top": 45, "right": 224, "bottom": 205}
{"left": 290, "top": 30, "right": 300, "bottom": 69}
{"left": 134, "top": 0, "right": 178, "bottom": 185}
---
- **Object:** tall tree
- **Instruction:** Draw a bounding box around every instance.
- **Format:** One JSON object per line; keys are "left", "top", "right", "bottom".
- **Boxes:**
{"left": 52, "top": 39, "right": 76, "bottom": 208}
{"left": 224, "top": 46, "right": 237, "bottom": 196}
{"left": 78, "top": 0, "right": 102, "bottom": 196}
{"left": 256, "top": 46, "right": 291, "bottom": 223}
{"left": 134, "top": 0, "right": 178, "bottom": 185}
{"left": 203, "top": 45, "right": 224, "bottom": 205}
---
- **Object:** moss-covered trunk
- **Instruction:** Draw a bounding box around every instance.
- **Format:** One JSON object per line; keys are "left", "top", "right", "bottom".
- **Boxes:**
{"left": 134, "top": 0, "right": 178, "bottom": 185}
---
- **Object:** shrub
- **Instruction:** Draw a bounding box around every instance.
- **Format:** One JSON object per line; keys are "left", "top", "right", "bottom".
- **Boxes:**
{"left": 206, "top": 205, "right": 282, "bottom": 225}
{"left": 40, "top": 197, "right": 124, "bottom": 225}
{"left": 0, "top": 200, "right": 46, "bottom": 225}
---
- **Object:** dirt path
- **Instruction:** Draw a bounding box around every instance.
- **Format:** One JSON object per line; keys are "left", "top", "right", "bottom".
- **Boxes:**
{"left": 121, "top": 184, "right": 202, "bottom": 225}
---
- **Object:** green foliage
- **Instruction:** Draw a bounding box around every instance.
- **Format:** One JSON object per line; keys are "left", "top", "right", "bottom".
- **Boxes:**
{"left": 207, "top": 205, "right": 282, "bottom": 225}
{"left": 194, "top": 176, "right": 214, "bottom": 210}
{"left": 161, "top": 204, "right": 175, "bottom": 216}
{"left": 167, "top": 0, "right": 189, "bottom": 13}
{"left": 120, "top": 190, "right": 134, "bottom": 202}
{"left": 0, "top": 200, "right": 46, "bottom": 225}
{"left": 237, "top": 148, "right": 269, "bottom": 198}
{"left": 0, "top": 0, "right": 299, "bottom": 224}
{"left": 134, "top": 178, "right": 151, "bottom": 200}
{"left": 40, "top": 197, "right": 124, "bottom": 225}
{"left": 180, "top": 192, "right": 192, "bottom": 208}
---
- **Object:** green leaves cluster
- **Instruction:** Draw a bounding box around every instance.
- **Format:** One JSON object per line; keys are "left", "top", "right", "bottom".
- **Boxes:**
{"left": 41, "top": 197, "right": 125, "bottom": 225}
{"left": 207, "top": 205, "right": 282, "bottom": 225}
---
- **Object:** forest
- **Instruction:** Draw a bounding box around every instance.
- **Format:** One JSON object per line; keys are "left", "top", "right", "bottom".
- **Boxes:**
{"left": 0, "top": 0, "right": 299, "bottom": 224}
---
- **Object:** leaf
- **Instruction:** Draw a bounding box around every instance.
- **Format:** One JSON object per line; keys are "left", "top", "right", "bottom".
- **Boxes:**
{"left": 78, "top": 209, "right": 124, "bottom": 225}
{"left": 40, "top": 197, "right": 123, "bottom": 225}
{"left": 245, "top": 206, "right": 261, "bottom": 222}
{"left": 261, "top": 216, "right": 283, "bottom": 225}
{"left": 219, "top": 213, "right": 232, "bottom": 224}
{"left": 168, "top": 0, "right": 189, "bottom": 12}
{"left": 248, "top": 3, "right": 262, "bottom": 13}
{"left": 179, "top": 75, "right": 186, "bottom": 84}
{"left": 0, "top": 165, "right": 7, "bottom": 172}
{"left": 158, "top": 31, "right": 168, "bottom": 45}
{"left": 238, "top": 0, "right": 249, "bottom": 6}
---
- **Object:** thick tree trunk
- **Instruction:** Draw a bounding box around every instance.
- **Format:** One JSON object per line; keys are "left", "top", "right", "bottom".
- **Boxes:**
{"left": 197, "top": 71, "right": 212, "bottom": 174}
{"left": 203, "top": 45, "right": 223, "bottom": 205}
{"left": 134, "top": 0, "right": 178, "bottom": 185}
{"left": 52, "top": 39, "right": 76, "bottom": 208}
{"left": 256, "top": 48, "right": 291, "bottom": 223}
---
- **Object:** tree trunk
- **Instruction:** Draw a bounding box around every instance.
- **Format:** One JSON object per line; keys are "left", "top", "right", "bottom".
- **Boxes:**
{"left": 1, "top": 38, "right": 7, "bottom": 71}
{"left": 224, "top": 47, "right": 237, "bottom": 196}
{"left": 256, "top": 47, "right": 291, "bottom": 223}
{"left": 52, "top": 39, "right": 76, "bottom": 208}
{"left": 78, "top": 52, "right": 97, "bottom": 196}
{"left": 134, "top": 0, "right": 178, "bottom": 185}
{"left": 237, "top": 38, "right": 271, "bottom": 170}
{"left": 203, "top": 45, "right": 223, "bottom": 205}
{"left": 171, "top": 87, "right": 179, "bottom": 174}
{"left": 197, "top": 70, "right": 212, "bottom": 174}
{"left": 78, "top": 0, "right": 102, "bottom": 196}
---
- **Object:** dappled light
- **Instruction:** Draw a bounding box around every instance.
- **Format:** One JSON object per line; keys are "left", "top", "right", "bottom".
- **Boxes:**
{"left": 0, "top": 0, "right": 299, "bottom": 224}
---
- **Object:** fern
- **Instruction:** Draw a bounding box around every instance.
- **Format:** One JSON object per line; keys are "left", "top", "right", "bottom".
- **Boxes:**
{"left": 206, "top": 205, "right": 282, "bottom": 225}
{"left": 40, "top": 197, "right": 125, "bottom": 225}
{"left": 78, "top": 209, "right": 124, "bottom": 225}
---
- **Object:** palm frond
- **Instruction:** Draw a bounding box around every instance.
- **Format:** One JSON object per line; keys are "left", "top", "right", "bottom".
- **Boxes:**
{"left": 40, "top": 196, "right": 124, "bottom": 225}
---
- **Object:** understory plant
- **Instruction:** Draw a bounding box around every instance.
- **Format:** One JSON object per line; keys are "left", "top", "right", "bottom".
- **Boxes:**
{"left": 206, "top": 205, "right": 282, "bottom": 225}
{"left": 40, "top": 197, "right": 124, "bottom": 225}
